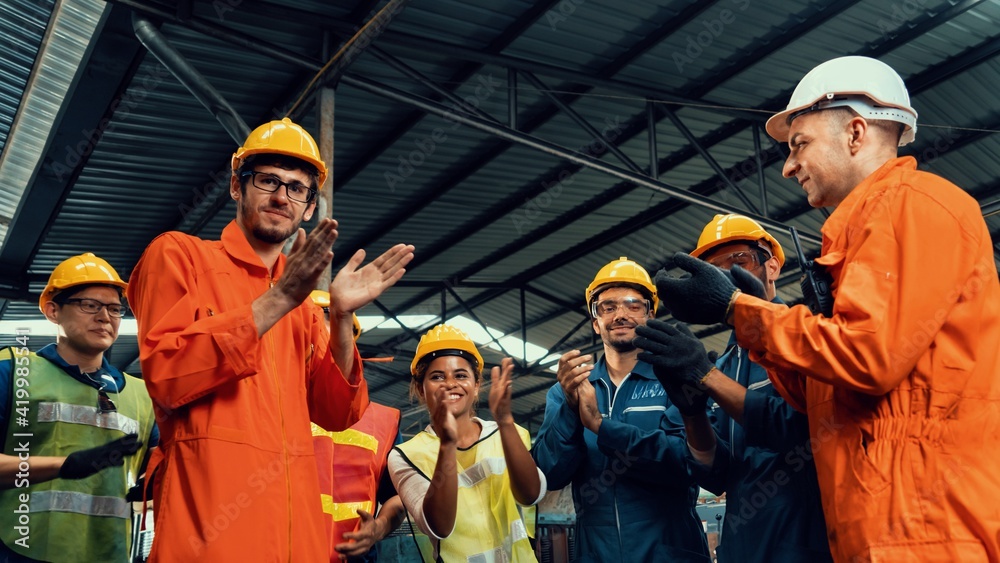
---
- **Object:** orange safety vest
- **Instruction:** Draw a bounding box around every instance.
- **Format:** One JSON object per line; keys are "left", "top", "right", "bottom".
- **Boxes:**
{"left": 312, "top": 402, "right": 400, "bottom": 560}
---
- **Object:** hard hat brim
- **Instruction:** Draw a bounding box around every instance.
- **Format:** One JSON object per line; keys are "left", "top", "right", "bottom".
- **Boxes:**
{"left": 766, "top": 93, "right": 917, "bottom": 145}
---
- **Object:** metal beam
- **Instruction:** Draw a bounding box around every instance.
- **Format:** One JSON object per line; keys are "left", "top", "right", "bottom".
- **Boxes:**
{"left": 521, "top": 71, "right": 643, "bottom": 174}
{"left": 663, "top": 108, "right": 759, "bottom": 213}
{"left": 332, "top": 0, "right": 564, "bottom": 189}
{"left": 286, "top": 0, "right": 411, "bottom": 117}
{"left": 648, "top": 101, "right": 659, "bottom": 179}
{"left": 329, "top": 1, "right": 732, "bottom": 269}
{"left": 527, "top": 315, "right": 591, "bottom": 372}
{"left": 369, "top": 46, "right": 499, "bottom": 124}
{"left": 753, "top": 123, "right": 769, "bottom": 217}
{"left": 369, "top": 119, "right": 999, "bottom": 356}
{"left": 342, "top": 74, "right": 818, "bottom": 244}
{"left": 342, "top": 1, "right": 895, "bottom": 333}
{"left": 352, "top": 0, "right": 985, "bottom": 323}
{"left": 444, "top": 284, "right": 516, "bottom": 362}
{"left": 684, "top": 0, "right": 864, "bottom": 99}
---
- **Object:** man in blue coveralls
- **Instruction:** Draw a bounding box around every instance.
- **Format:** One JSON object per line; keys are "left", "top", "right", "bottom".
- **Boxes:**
{"left": 532, "top": 257, "right": 709, "bottom": 562}
{"left": 635, "top": 215, "right": 832, "bottom": 562}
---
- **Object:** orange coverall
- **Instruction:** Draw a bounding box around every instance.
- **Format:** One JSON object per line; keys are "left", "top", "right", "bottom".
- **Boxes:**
{"left": 128, "top": 221, "right": 368, "bottom": 562}
{"left": 732, "top": 157, "right": 1000, "bottom": 562}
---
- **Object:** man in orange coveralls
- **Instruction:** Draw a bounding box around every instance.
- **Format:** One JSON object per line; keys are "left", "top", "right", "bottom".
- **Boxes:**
{"left": 128, "top": 118, "right": 414, "bottom": 562}
{"left": 647, "top": 56, "right": 1000, "bottom": 561}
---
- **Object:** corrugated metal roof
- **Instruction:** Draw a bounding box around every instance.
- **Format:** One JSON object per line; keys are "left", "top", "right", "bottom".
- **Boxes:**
{"left": 2, "top": 0, "right": 998, "bottom": 427}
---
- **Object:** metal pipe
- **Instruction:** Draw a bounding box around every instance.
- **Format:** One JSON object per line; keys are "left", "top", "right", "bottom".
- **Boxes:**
{"left": 981, "top": 198, "right": 1000, "bottom": 218}
{"left": 131, "top": 13, "right": 249, "bottom": 144}
{"left": 115, "top": 0, "right": 322, "bottom": 72}
{"left": 339, "top": 73, "right": 823, "bottom": 246}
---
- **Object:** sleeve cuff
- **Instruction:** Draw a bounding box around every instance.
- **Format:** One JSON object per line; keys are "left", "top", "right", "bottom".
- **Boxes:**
{"left": 687, "top": 440, "right": 716, "bottom": 466}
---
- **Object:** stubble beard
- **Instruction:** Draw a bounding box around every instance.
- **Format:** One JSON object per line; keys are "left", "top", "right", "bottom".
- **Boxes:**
{"left": 241, "top": 198, "right": 302, "bottom": 244}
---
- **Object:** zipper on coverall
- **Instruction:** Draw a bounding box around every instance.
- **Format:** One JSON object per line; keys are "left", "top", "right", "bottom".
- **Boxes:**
{"left": 598, "top": 374, "right": 631, "bottom": 561}
{"left": 267, "top": 275, "right": 294, "bottom": 561}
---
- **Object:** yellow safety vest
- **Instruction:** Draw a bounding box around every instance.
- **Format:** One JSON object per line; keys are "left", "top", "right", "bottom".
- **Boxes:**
{"left": 0, "top": 349, "right": 154, "bottom": 562}
{"left": 396, "top": 423, "right": 537, "bottom": 563}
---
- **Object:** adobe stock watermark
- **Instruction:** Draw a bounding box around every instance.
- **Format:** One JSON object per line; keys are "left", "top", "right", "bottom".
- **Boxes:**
{"left": 875, "top": 0, "right": 932, "bottom": 40}
{"left": 383, "top": 73, "right": 502, "bottom": 193}
{"left": 710, "top": 136, "right": 785, "bottom": 207}
{"left": 673, "top": 0, "right": 751, "bottom": 73}
{"left": 177, "top": 166, "right": 231, "bottom": 221}
{"left": 187, "top": 455, "right": 292, "bottom": 555}
{"left": 212, "top": 0, "right": 244, "bottom": 22}
{"left": 509, "top": 115, "right": 624, "bottom": 235}
{"left": 49, "top": 63, "right": 170, "bottom": 181}
{"left": 848, "top": 455, "right": 972, "bottom": 562}
{"left": 546, "top": 0, "right": 586, "bottom": 30}
{"left": 574, "top": 450, "right": 638, "bottom": 519}
{"left": 725, "top": 414, "right": 844, "bottom": 534}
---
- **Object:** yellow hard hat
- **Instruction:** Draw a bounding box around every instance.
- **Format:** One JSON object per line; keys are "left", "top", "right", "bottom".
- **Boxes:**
{"left": 39, "top": 253, "right": 128, "bottom": 312}
{"left": 585, "top": 257, "right": 658, "bottom": 315}
{"left": 309, "top": 289, "right": 330, "bottom": 308}
{"left": 691, "top": 214, "right": 785, "bottom": 268}
{"left": 232, "top": 118, "right": 329, "bottom": 187}
{"left": 411, "top": 324, "right": 484, "bottom": 376}
{"left": 309, "top": 290, "right": 362, "bottom": 341}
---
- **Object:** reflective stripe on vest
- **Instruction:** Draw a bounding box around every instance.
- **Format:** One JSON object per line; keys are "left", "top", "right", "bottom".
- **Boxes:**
{"left": 313, "top": 426, "right": 378, "bottom": 453}
{"left": 320, "top": 495, "right": 374, "bottom": 521}
{"left": 395, "top": 424, "right": 537, "bottom": 563}
{"left": 467, "top": 520, "right": 529, "bottom": 563}
{"left": 38, "top": 401, "right": 140, "bottom": 435}
{"left": 458, "top": 456, "right": 506, "bottom": 488}
{"left": 31, "top": 490, "right": 130, "bottom": 519}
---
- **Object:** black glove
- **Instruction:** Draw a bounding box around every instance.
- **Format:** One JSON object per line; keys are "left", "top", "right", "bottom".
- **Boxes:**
{"left": 634, "top": 320, "right": 715, "bottom": 416}
{"left": 59, "top": 434, "right": 142, "bottom": 480}
{"left": 724, "top": 264, "right": 767, "bottom": 300}
{"left": 654, "top": 253, "right": 738, "bottom": 325}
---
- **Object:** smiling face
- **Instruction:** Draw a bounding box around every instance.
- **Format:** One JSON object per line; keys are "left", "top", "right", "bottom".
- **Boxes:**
{"left": 781, "top": 110, "right": 857, "bottom": 208}
{"left": 591, "top": 286, "right": 651, "bottom": 353}
{"left": 44, "top": 285, "right": 122, "bottom": 356}
{"left": 231, "top": 163, "right": 316, "bottom": 246}
{"left": 419, "top": 355, "right": 481, "bottom": 420}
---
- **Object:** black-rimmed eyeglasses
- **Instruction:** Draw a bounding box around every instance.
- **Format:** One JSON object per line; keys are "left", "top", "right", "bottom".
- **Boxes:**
{"left": 241, "top": 170, "right": 317, "bottom": 204}
{"left": 59, "top": 298, "right": 128, "bottom": 318}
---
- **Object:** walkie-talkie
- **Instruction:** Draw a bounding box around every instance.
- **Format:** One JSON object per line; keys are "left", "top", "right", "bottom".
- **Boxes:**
{"left": 790, "top": 227, "right": 834, "bottom": 317}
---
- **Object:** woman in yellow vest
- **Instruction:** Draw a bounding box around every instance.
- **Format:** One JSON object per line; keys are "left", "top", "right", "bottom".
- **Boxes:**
{"left": 388, "top": 325, "right": 544, "bottom": 562}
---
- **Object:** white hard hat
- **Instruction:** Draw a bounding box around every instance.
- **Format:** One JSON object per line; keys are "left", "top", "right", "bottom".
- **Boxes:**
{"left": 766, "top": 56, "right": 918, "bottom": 146}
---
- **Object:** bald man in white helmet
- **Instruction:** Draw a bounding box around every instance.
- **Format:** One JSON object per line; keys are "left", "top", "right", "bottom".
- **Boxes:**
{"left": 650, "top": 56, "right": 1000, "bottom": 561}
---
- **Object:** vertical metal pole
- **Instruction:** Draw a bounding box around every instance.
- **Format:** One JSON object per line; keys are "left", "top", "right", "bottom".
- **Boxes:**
{"left": 318, "top": 31, "right": 335, "bottom": 290}
{"left": 647, "top": 100, "right": 659, "bottom": 179}
{"left": 508, "top": 67, "right": 518, "bottom": 130}
{"left": 520, "top": 287, "right": 527, "bottom": 364}
{"left": 752, "top": 123, "right": 768, "bottom": 217}
{"left": 440, "top": 287, "right": 446, "bottom": 323}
